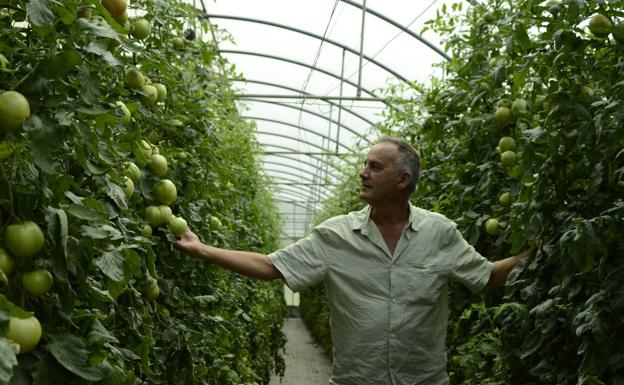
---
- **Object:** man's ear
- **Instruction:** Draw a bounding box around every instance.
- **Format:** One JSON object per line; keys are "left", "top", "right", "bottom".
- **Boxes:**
{"left": 397, "top": 171, "right": 411, "bottom": 190}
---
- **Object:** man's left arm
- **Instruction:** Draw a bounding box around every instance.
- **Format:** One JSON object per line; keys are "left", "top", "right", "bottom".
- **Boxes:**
{"left": 486, "top": 246, "right": 536, "bottom": 289}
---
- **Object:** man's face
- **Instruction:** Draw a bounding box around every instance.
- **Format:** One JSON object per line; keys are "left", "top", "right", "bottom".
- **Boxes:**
{"left": 358, "top": 142, "right": 405, "bottom": 204}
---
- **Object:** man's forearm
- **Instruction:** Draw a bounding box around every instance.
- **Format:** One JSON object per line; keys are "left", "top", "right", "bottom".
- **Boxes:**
{"left": 486, "top": 256, "right": 519, "bottom": 288}
{"left": 486, "top": 246, "right": 535, "bottom": 288}
{"left": 195, "top": 244, "right": 283, "bottom": 281}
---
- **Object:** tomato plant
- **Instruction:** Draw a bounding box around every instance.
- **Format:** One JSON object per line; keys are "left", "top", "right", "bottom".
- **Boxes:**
{"left": 0, "top": 0, "right": 285, "bottom": 383}
{"left": 302, "top": 2, "right": 624, "bottom": 384}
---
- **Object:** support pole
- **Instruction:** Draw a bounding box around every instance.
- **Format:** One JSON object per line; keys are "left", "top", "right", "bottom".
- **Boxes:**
{"left": 357, "top": 0, "right": 367, "bottom": 97}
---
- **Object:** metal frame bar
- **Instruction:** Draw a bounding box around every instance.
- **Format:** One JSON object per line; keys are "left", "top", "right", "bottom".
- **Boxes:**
{"left": 263, "top": 164, "right": 322, "bottom": 182}
{"left": 277, "top": 184, "right": 331, "bottom": 200}
{"left": 244, "top": 98, "right": 370, "bottom": 143}
{"left": 219, "top": 49, "right": 380, "bottom": 99}
{"left": 262, "top": 142, "right": 350, "bottom": 157}
{"left": 231, "top": 78, "right": 374, "bottom": 125}
{"left": 249, "top": 117, "right": 352, "bottom": 152}
{"left": 264, "top": 153, "right": 340, "bottom": 179}
{"left": 339, "top": 0, "right": 451, "bottom": 61}
{"left": 205, "top": 14, "right": 410, "bottom": 82}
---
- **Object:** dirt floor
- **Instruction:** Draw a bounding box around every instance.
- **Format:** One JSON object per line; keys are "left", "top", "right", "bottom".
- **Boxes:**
{"left": 269, "top": 317, "right": 331, "bottom": 385}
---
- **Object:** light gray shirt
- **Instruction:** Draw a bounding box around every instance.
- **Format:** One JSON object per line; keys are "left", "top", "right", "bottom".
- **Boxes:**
{"left": 269, "top": 204, "right": 494, "bottom": 385}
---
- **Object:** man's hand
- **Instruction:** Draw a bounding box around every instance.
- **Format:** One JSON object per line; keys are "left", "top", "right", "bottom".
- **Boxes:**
{"left": 174, "top": 229, "right": 203, "bottom": 257}
{"left": 517, "top": 245, "right": 537, "bottom": 262}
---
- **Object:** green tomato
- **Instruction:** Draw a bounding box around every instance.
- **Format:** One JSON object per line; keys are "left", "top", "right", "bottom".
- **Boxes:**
{"left": 485, "top": 218, "right": 499, "bottom": 235}
{"left": 0, "top": 91, "right": 31, "bottom": 132}
{"left": 145, "top": 206, "right": 161, "bottom": 227}
{"left": 141, "top": 224, "right": 153, "bottom": 236}
{"left": 501, "top": 151, "right": 517, "bottom": 168}
{"left": 171, "top": 37, "right": 185, "bottom": 49}
{"left": 139, "top": 84, "right": 158, "bottom": 105}
{"left": 145, "top": 279, "right": 160, "bottom": 300}
{"left": 122, "top": 176, "right": 134, "bottom": 199}
{"left": 22, "top": 269, "right": 53, "bottom": 297}
{"left": 149, "top": 154, "right": 168, "bottom": 177}
{"left": 153, "top": 179, "right": 177, "bottom": 205}
{"left": 0, "top": 248, "right": 15, "bottom": 275}
{"left": 495, "top": 106, "right": 511, "bottom": 126}
{"left": 511, "top": 99, "right": 527, "bottom": 114}
{"left": 588, "top": 14, "right": 613, "bottom": 38}
{"left": 102, "top": 0, "right": 127, "bottom": 17}
{"left": 139, "top": 139, "right": 155, "bottom": 158}
{"left": 115, "top": 101, "right": 131, "bottom": 126}
{"left": 210, "top": 216, "right": 222, "bottom": 228}
{"left": 499, "top": 192, "right": 513, "bottom": 206}
{"left": 612, "top": 23, "right": 624, "bottom": 43}
{"left": 498, "top": 136, "right": 516, "bottom": 152}
{"left": 123, "top": 162, "right": 141, "bottom": 182}
{"left": 131, "top": 18, "right": 152, "bottom": 40}
{"left": 6, "top": 316, "right": 42, "bottom": 354}
{"left": 169, "top": 216, "right": 188, "bottom": 236}
{"left": 126, "top": 68, "right": 145, "bottom": 89}
{"left": 153, "top": 83, "right": 167, "bottom": 102}
{"left": 158, "top": 206, "right": 173, "bottom": 225}
{"left": 4, "top": 221, "right": 44, "bottom": 258}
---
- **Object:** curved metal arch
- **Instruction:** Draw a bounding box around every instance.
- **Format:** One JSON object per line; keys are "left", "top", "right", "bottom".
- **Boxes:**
{"left": 264, "top": 153, "right": 340, "bottom": 179}
{"left": 233, "top": 78, "right": 375, "bottom": 126}
{"left": 339, "top": 0, "right": 451, "bottom": 61}
{"left": 219, "top": 49, "right": 380, "bottom": 99}
{"left": 263, "top": 165, "right": 319, "bottom": 182}
{"left": 265, "top": 177, "right": 332, "bottom": 201}
{"left": 276, "top": 184, "right": 331, "bottom": 200}
{"left": 255, "top": 130, "right": 330, "bottom": 152}
{"left": 251, "top": 118, "right": 353, "bottom": 152}
{"left": 274, "top": 197, "right": 322, "bottom": 210}
{"left": 263, "top": 164, "right": 331, "bottom": 188}
{"left": 245, "top": 98, "right": 371, "bottom": 143}
{"left": 262, "top": 143, "right": 344, "bottom": 171}
{"left": 205, "top": 14, "right": 410, "bottom": 82}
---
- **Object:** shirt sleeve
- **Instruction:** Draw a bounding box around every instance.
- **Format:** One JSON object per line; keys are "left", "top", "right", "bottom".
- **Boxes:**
{"left": 269, "top": 228, "right": 328, "bottom": 292}
{"left": 445, "top": 226, "right": 494, "bottom": 293}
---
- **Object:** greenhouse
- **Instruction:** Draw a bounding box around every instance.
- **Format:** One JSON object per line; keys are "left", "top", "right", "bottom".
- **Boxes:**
{"left": 0, "top": 0, "right": 623, "bottom": 384}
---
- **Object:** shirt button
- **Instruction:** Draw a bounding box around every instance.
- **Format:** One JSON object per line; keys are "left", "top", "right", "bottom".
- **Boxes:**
{"left": 391, "top": 298, "right": 397, "bottom": 303}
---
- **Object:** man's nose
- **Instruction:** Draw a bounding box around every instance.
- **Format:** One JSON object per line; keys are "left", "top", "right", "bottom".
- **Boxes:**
{"left": 359, "top": 167, "right": 368, "bottom": 179}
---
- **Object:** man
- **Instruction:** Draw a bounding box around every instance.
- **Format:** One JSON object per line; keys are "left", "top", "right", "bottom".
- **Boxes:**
{"left": 175, "top": 136, "right": 534, "bottom": 385}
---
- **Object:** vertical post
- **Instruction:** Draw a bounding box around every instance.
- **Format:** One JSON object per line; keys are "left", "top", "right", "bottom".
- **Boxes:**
{"left": 357, "top": 0, "right": 367, "bottom": 97}
{"left": 336, "top": 49, "right": 346, "bottom": 153}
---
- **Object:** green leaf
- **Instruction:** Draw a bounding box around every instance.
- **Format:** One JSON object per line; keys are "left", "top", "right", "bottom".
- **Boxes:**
{"left": 95, "top": 250, "right": 125, "bottom": 281}
{"left": 0, "top": 337, "right": 19, "bottom": 385}
{"left": 41, "top": 48, "right": 82, "bottom": 78}
{"left": 76, "top": 17, "right": 118, "bottom": 39}
{"left": 27, "top": 0, "right": 55, "bottom": 27}
{"left": 47, "top": 334, "right": 105, "bottom": 381}
{"left": 66, "top": 204, "right": 105, "bottom": 221}
{"left": 79, "top": 224, "right": 122, "bottom": 240}
{"left": 23, "top": 115, "right": 62, "bottom": 174}
{"left": 0, "top": 295, "right": 33, "bottom": 319}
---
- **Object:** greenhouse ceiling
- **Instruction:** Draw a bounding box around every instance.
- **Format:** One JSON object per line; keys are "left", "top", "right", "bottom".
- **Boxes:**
{"left": 198, "top": 0, "right": 456, "bottom": 242}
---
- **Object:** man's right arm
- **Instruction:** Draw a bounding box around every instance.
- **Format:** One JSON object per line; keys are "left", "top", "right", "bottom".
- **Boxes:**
{"left": 175, "top": 230, "right": 284, "bottom": 281}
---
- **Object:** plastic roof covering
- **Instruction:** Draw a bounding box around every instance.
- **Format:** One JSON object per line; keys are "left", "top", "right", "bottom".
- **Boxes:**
{"left": 189, "top": 0, "right": 454, "bottom": 244}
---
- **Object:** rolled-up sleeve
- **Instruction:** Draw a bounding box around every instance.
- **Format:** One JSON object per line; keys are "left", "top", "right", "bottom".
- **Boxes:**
{"left": 446, "top": 227, "right": 494, "bottom": 293}
{"left": 269, "top": 228, "right": 328, "bottom": 292}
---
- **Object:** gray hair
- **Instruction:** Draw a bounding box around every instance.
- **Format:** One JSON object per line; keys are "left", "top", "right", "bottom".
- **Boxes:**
{"left": 376, "top": 136, "right": 421, "bottom": 194}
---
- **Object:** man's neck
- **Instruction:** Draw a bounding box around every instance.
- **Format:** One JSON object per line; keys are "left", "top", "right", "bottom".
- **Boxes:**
{"left": 369, "top": 199, "right": 410, "bottom": 228}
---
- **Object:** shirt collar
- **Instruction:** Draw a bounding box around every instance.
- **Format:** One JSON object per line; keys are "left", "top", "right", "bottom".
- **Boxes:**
{"left": 351, "top": 203, "right": 422, "bottom": 233}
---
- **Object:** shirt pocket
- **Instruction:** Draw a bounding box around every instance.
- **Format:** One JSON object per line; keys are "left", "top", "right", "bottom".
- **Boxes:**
{"left": 398, "top": 263, "right": 446, "bottom": 305}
